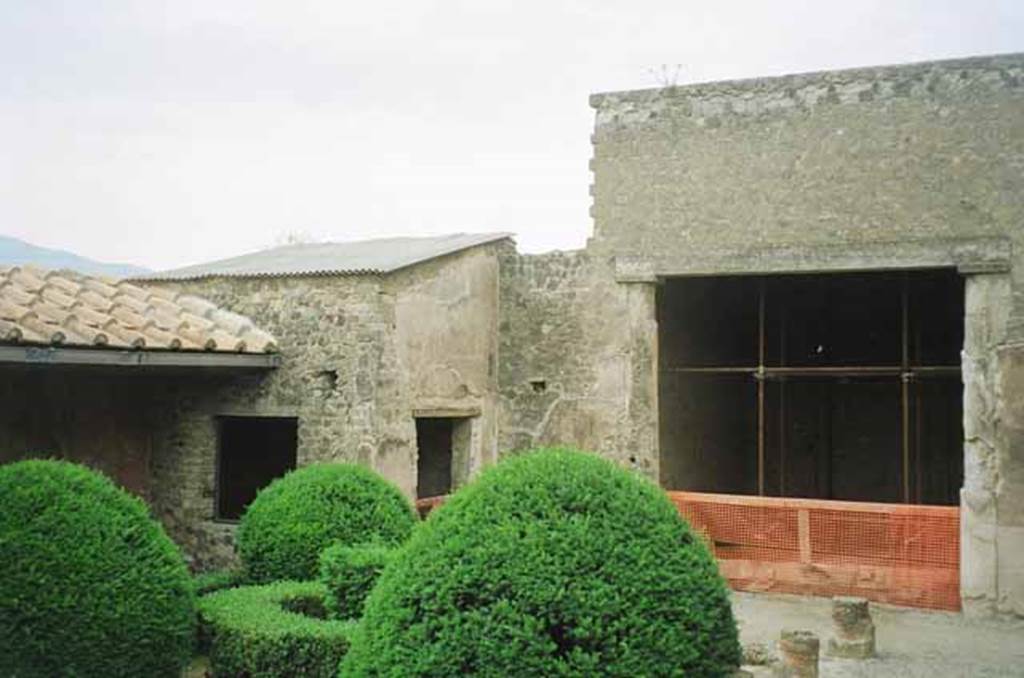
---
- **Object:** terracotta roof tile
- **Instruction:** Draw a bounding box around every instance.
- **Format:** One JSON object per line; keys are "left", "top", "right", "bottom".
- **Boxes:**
{"left": 0, "top": 266, "right": 277, "bottom": 354}
{"left": 0, "top": 318, "right": 23, "bottom": 341}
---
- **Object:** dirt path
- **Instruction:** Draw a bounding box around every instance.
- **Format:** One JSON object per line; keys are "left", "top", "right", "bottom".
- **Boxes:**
{"left": 733, "top": 592, "right": 1024, "bottom": 677}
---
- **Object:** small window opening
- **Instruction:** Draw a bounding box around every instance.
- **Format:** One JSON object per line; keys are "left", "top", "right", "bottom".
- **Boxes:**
{"left": 216, "top": 416, "right": 297, "bottom": 521}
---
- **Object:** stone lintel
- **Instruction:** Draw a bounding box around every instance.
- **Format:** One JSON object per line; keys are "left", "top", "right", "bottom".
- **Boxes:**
{"left": 412, "top": 406, "right": 482, "bottom": 419}
{"left": 214, "top": 406, "right": 300, "bottom": 418}
{"left": 614, "top": 237, "right": 1011, "bottom": 281}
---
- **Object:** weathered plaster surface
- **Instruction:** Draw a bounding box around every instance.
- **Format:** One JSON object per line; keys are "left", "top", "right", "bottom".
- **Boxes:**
{"left": 497, "top": 250, "right": 658, "bottom": 477}
{"left": 961, "top": 274, "right": 1013, "bottom": 616}
{"left": 389, "top": 244, "right": 502, "bottom": 481}
{"left": 994, "top": 342, "right": 1024, "bottom": 616}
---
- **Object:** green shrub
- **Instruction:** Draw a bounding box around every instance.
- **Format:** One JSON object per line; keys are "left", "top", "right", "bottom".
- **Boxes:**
{"left": 342, "top": 448, "right": 741, "bottom": 677}
{"left": 237, "top": 463, "right": 416, "bottom": 583}
{"left": 194, "top": 568, "right": 244, "bottom": 596}
{"left": 198, "top": 580, "right": 355, "bottom": 678}
{"left": 0, "top": 459, "right": 195, "bottom": 677}
{"left": 319, "top": 543, "right": 396, "bottom": 619}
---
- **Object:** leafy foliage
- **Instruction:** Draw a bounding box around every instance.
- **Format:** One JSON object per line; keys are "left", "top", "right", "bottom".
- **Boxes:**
{"left": 194, "top": 569, "right": 244, "bottom": 596}
{"left": 198, "top": 580, "right": 355, "bottom": 678}
{"left": 342, "top": 448, "right": 741, "bottom": 677}
{"left": 237, "top": 463, "right": 416, "bottom": 583}
{"left": 319, "top": 543, "right": 396, "bottom": 620}
{"left": 0, "top": 459, "right": 195, "bottom": 677}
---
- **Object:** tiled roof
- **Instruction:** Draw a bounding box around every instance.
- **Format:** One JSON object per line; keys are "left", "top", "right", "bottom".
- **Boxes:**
{"left": 0, "top": 265, "right": 277, "bottom": 354}
{"left": 140, "top": 232, "right": 513, "bottom": 281}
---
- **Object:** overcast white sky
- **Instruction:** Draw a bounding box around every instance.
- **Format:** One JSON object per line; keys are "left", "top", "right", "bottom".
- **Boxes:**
{"left": 1, "top": 1, "right": 1022, "bottom": 270}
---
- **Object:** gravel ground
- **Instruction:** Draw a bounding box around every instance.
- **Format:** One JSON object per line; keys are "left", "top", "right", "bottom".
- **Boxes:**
{"left": 187, "top": 592, "right": 1024, "bottom": 676}
{"left": 733, "top": 591, "right": 1024, "bottom": 677}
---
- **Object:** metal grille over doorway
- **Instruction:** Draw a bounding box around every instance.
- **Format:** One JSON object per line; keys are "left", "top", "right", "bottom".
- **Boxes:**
{"left": 657, "top": 270, "right": 965, "bottom": 610}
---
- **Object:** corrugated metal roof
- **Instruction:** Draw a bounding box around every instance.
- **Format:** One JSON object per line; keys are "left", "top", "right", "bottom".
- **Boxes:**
{"left": 140, "top": 232, "right": 514, "bottom": 281}
{"left": 0, "top": 265, "right": 277, "bottom": 354}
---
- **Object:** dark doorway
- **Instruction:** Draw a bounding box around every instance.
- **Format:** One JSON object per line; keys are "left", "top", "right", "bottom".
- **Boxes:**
{"left": 658, "top": 270, "right": 964, "bottom": 505}
{"left": 216, "top": 416, "right": 297, "bottom": 520}
{"left": 415, "top": 418, "right": 455, "bottom": 499}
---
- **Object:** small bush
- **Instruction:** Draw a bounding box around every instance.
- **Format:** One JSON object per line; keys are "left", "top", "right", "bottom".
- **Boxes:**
{"left": 237, "top": 463, "right": 416, "bottom": 583}
{"left": 0, "top": 459, "right": 195, "bottom": 677}
{"left": 343, "top": 448, "right": 741, "bottom": 677}
{"left": 198, "top": 580, "right": 355, "bottom": 678}
{"left": 319, "top": 543, "right": 396, "bottom": 619}
{"left": 194, "top": 569, "right": 244, "bottom": 596}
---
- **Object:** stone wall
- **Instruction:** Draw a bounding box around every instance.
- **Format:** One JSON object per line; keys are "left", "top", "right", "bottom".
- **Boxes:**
{"left": 959, "top": 271, "right": 1024, "bottom": 617}
{"left": 147, "top": 243, "right": 503, "bottom": 569}
{"left": 589, "top": 53, "right": 1024, "bottom": 335}
{"left": 497, "top": 250, "right": 658, "bottom": 477}
{"left": 386, "top": 244, "right": 503, "bottom": 483}
{"left": 994, "top": 342, "right": 1024, "bottom": 616}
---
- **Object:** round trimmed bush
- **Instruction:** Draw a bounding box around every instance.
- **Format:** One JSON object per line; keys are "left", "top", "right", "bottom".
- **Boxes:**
{"left": 237, "top": 463, "right": 416, "bottom": 583}
{"left": 342, "top": 448, "right": 741, "bottom": 677}
{"left": 319, "top": 543, "right": 396, "bottom": 620}
{"left": 0, "top": 459, "right": 195, "bottom": 677}
{"left": 198, "top": 581, "right": 356, "bottom": 677}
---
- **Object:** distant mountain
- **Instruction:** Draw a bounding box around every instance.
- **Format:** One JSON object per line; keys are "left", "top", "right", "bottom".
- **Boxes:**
{"left": 0, "top": 235, "right": 149, "bottom": 278}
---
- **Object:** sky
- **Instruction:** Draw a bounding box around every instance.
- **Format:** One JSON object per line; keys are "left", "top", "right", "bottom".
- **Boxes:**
{"left": 1, "top": 2, "right": 1022, "bottom": 271}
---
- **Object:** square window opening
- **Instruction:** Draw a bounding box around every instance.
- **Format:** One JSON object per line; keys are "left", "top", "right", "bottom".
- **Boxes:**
{"left": 216, "top": 416, "right": 297, "bottom": 521}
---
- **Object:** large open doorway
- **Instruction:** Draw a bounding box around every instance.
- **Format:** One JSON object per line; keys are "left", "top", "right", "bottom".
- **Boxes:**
{"left": 657, "top": 270, "right": 964, "bottom": 505}
{"left": 656, "top": 270, "right": 965, "bottom": 610}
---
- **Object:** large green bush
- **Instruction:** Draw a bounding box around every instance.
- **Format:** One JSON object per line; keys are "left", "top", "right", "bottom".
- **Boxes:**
{"left": 342, "top": 448, "right": 741, "bottom": 677}
{"left": 0, "top": 459, "right": 195, "bottom": 677}
{"left": 237, "top": 463, "right": 416, "bottom": 583}
{"left": 319, "top": 543, "right": 396, "bottom": 620}
{"left": 198, "top": 580, "right": 355, "bottom": 678}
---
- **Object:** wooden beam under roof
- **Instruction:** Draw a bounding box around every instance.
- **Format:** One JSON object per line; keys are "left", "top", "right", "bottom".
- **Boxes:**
{"left": 0, "top": 345, "right": 280, "bottom": 370}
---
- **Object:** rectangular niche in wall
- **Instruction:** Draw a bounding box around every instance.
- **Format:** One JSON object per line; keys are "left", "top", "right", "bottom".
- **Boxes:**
{"left": 216, "top": 416, "right": 298, "bottom": 521}
{"left": 657, "top": 270, "right": 964, "bottom": 506}
{"left": 415, "top": 416, "right": 472, "bottom": 499}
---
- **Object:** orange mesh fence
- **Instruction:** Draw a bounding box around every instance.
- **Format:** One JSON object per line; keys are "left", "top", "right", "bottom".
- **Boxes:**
{"left": 416, "top": 490, "right": 960, "bottom": 611}
{"left": 669, "top": 491, "right": 960, "bottom": 611}
{"left": 415, "top": 495, "right": 447, "bottom": 518}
